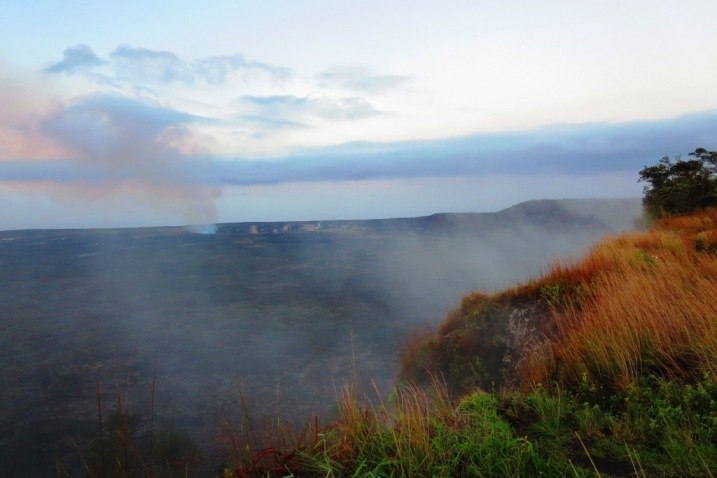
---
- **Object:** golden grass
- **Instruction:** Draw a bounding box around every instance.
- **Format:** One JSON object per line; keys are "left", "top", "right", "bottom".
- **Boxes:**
{"left": 307, "top": 377, "right": 455, "bottom": 475}
{"left": 399, "top": 208, "right": 717, "bottom": 393}
{"left": 523, "top": 208, "right": 717, "bottom": 388}
{"left": 655, "top": 207, "right": 717, "bottom": 235}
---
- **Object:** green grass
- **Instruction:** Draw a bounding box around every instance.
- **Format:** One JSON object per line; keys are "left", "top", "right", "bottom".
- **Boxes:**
{"left": 498, "top": 374, "right": 717, "bottom": 477}
{"left": 264, "top": 374, "right": 712, "bottom": 477}
{"left": 295, "top": 383, "right": 572, "bottom": 478}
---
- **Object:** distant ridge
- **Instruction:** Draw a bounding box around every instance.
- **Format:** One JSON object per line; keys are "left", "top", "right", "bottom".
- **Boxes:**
{"left": 0, "top": 198, "right": 643, "bottom": 237}
{"left": 217, "top": 198, "right": 643, "bottom": 235}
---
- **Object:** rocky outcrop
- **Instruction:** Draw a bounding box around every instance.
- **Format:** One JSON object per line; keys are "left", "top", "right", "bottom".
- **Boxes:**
{"left": 400, "top": 293, "right": 553, "bottom": 395}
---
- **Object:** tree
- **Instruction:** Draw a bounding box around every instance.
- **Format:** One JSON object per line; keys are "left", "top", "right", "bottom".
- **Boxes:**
{"left": 638, "top": 148, "right": 717, "bottom": 218}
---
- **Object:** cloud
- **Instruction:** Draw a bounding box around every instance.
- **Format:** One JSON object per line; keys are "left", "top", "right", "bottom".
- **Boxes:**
{"left": 213, "top": 109, "right": 717, "bottom": 185}
{"left": 196, "top": 54, "right": 292, "bottom": 84}
{"left": 239, "top": 94, "right": 380, "bottom": 128}
{"left": 239, "top": 114, "right": 307, "bottom": 130}
{"left": 44, "top": 44, "right": 106, "bottom": 74}
{"left": 3, "top": 109, "right": 717, "bottom": 217}
{"left": 43, "top": 93, "right": 199, "bottom": 159}
{"left": 316, "top": 66, "right": 409, "bottom": 93}
{"left": 109, "top": 45, "right": 191, "bottom": 84}
{"left": 46, "top": 44, "right": 292, "bottom": 86}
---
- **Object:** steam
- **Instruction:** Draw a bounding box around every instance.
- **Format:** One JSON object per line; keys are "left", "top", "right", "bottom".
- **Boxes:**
{"left": 0, "top": 71, "right": 67, "bottom": 160}
{"left": 41, "top": 93, "right": 221, "bottom": 226}
{"left": 187, "top": 224, "right": 218, "bottom": 234}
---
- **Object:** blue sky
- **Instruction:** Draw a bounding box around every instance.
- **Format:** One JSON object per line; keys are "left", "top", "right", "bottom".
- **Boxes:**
{"left": 1, "top": 1, "right": 717, "bottom": 229}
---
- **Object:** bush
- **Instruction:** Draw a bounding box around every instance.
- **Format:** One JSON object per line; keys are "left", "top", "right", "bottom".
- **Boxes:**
{"left": 639, "top": 148, "right": 717, "bottom": 218}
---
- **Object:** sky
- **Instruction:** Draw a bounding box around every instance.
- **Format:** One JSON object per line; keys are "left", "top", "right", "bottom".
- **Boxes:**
{"left": 1, "top": 0, "right": 717, "bottom": 229}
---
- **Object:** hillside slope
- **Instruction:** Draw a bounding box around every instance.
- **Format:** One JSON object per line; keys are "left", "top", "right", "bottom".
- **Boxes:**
{"left": 264, "top": 208, "right": 717, "bottom": 477}
{"left": 217, "top": 198, "right": 642, "bottom": 235}
{"left": 400, "top": 208, "right": 717, "bottom": 394}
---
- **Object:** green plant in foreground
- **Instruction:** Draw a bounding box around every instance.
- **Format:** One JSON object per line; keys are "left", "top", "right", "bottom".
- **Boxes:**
{"left": 219, "top": 371, "right": 715, "bottom": 477}
{"left": 220, "top": 375, "right": 715, "bottom": 476}
{"left": 300, "top": 384, "right": 574, "bottom": 477}
{"left": 499, "top": 375, "right": 717, "bottom": 477}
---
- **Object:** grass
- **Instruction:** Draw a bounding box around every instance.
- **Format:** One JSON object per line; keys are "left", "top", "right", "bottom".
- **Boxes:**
{"left": 298, "top": 378, "right": 568, "bottom": 477}
{"left": 281, "top": 373, "right": 716, "bottom": 477}
{"left": 524, "top": 209, "right": 717, "bottom": 389}
{"left": 219, "top": 383, "right": 322, "bottom": 477}
{"left": 58, "top": 365, "right": 203, "bottom": 478}
{"left": 501, "top": 374, "right": 717, "bottom": 477}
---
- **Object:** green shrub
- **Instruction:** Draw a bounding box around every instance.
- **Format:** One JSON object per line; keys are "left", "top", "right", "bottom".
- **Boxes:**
{"left": 639, "top": 148, "right": 717, "bottom": 218}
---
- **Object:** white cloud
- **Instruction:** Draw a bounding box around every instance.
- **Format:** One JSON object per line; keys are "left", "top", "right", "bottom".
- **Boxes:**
{"left": 238, "top": 94, "right": 381, "bottom": 128}
{"left": 316, "top": 65, "right": 409, "bottom": 93}
{"left": 44, "top": 44, "right": 106, "bottom": 73}
{"left": 47, "top": 44, "right": 292, "bottom": 86}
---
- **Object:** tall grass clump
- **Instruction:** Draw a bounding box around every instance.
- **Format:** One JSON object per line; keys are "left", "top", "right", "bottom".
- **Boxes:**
{"left": 59, "top": 365, "right": 203, "bottom": 478}
{"left": 526, "top": 209, "right": 717, "bottom": 389}
{"left": 220, "top": 384, "right": 324, "bottom": 477}
{"left": 302, "top": 378, "right": 564, "bottom": 477}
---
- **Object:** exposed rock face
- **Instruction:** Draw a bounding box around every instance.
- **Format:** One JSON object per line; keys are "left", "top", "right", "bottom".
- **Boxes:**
{"left": 500, "top": 301, "right": 552, "bottom": 390}
{"left": 400, "top": 294, "right": 553, "bottom": 394}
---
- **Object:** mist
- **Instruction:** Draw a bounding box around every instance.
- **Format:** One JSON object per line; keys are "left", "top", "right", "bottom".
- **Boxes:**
{"left": 0, "top": 198, "right": 642, "bottom": 475}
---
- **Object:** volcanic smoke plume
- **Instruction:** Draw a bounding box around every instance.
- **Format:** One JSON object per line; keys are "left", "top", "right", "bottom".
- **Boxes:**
{"left": 40, "top": 93, "right": 221, "bottom": 226}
